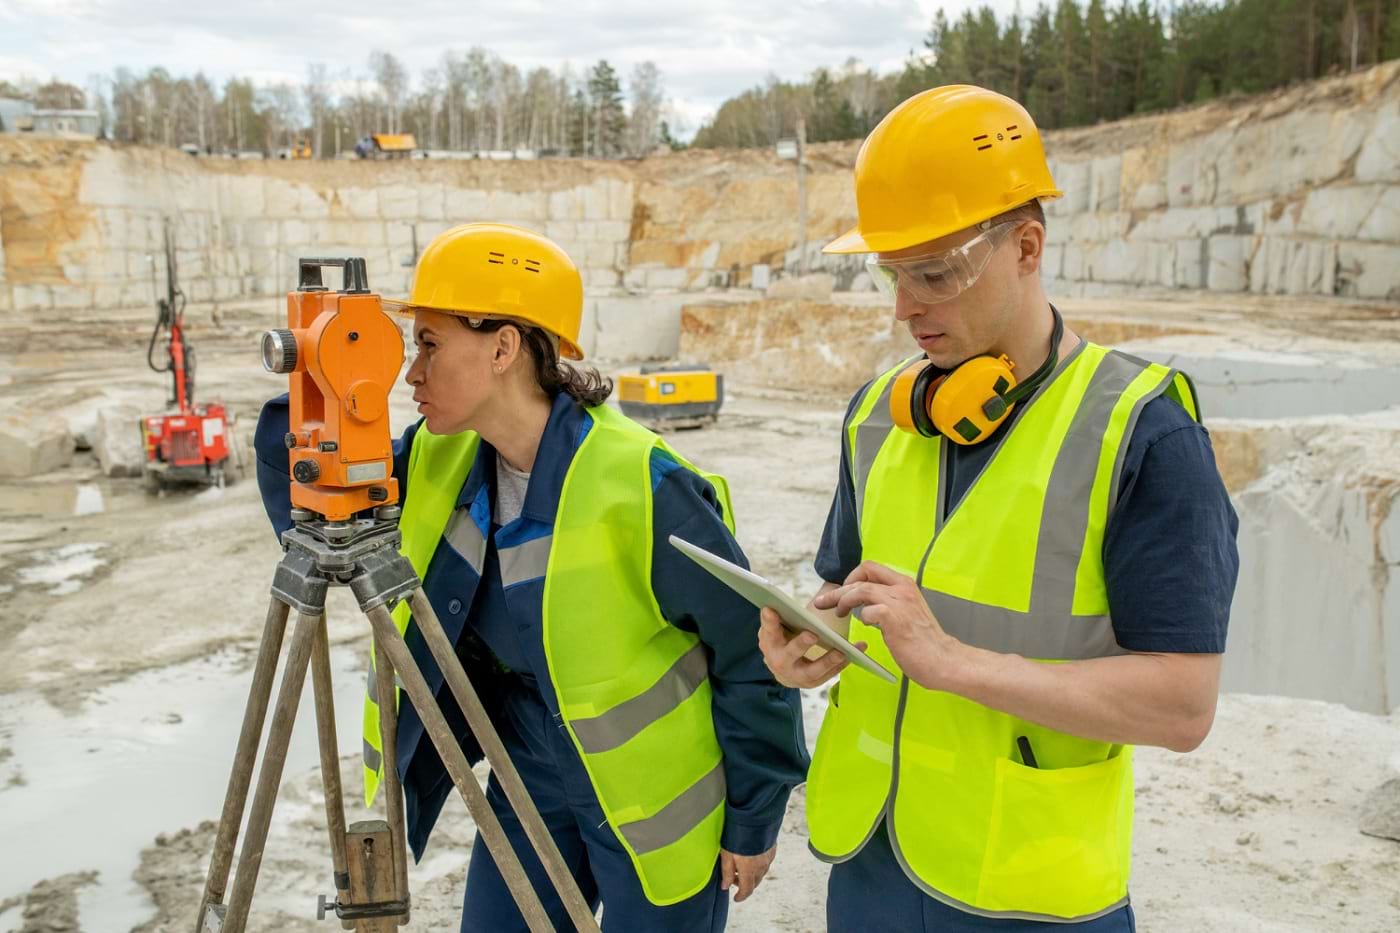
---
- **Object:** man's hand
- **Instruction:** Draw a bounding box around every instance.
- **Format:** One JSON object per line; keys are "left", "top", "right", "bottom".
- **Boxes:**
{"left": 758, "top": 596, "right": 864, "bottom": 688}
{"left": 813, "top": 560, "right": 959, "bottom": 689}
{"left": 719, "top": 846, "right": 776, "bottom": 902}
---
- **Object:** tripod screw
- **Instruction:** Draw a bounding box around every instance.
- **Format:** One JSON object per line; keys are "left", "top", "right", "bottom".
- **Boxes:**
{"left": 316, "top": 893, "right": 336, "bottom": 921}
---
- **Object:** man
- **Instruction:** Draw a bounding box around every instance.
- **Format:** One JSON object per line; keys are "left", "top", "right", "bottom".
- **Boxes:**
{"left": 758, "top": 85, "right": 1238, "bottom": 931}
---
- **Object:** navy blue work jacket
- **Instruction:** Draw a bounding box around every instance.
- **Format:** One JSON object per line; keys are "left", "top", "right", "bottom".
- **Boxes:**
{"left": 256, "top": 392, "right": 809, "bottom": 860}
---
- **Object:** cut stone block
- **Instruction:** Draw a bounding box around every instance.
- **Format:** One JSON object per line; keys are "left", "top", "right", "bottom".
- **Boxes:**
{"left": 94, "top": 405, "right": 146, "bottom": 478}
{"left": 0, "top": 412, "right": 76, "bottom": 478}
{"left": 766, "top": 273, "right": 835, "bottom": 301}
{"left": 1206, "top": 235, "right": 1250, "bottom": 292}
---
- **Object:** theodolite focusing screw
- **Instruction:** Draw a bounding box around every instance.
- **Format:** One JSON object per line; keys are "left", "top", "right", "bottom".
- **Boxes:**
{"left": 292, "top": 460, "right": 321, "bottom": 483}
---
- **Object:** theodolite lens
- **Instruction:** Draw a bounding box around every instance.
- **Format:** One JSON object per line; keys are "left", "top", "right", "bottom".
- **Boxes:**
{"left": 261, "top": 329, "right": 298, "bottom": 373}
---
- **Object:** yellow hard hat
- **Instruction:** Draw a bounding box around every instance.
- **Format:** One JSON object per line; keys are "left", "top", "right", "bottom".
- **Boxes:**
{"left": 824, "top": 85, "right": 1062, "bottom": 255}
{"left": 385, "top": 223, "right": 586, "bottom": 360}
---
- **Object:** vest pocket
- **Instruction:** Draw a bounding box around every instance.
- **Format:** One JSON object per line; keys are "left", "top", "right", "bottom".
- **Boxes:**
{"left": 976, "top": 750, "right": 1130, "bottom": 917}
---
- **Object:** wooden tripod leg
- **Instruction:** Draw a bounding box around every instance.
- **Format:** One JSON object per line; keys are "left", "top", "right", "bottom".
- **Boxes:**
{"left": 195, "top": 596, "right": 290, "bottom": 933}
{"left": 310, "top": 616, "right": 351, "bottom": 894}
{"left": 407, "top": 589, "right": 600, "bottom": 933}
{"left": 220, "top": 610, "right": 322, "bottom": 933}
{"left": 371, "top": 631, "right": 411, "bottom": 923}
{"left": 363, "top": 604, "right": 562, "bottom": 933}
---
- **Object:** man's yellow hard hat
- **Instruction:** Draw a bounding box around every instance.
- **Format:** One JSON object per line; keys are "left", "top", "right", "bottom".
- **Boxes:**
{"left": 385, "top": 222, "right": 586, "bottom": 360}
{"left": 824, "top": 85, "right": 1062, "bottom": 255}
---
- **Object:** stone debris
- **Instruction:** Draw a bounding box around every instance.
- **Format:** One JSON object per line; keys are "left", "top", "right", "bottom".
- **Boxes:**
{"left": 1359, "top": 777, "right": 1400, "bottom": 843}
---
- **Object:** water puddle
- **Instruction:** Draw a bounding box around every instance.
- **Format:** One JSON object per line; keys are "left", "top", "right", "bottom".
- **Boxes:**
{"left": 16, "top": 542, "right": 107, "bottom": 595}
{"left": 0, "top": 643, "right": 367, "bottom": 933}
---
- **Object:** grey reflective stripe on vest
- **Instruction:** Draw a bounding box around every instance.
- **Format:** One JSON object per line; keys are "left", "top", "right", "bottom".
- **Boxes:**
{"left": 884, "top": 817, "right": 1131, "bottom": 924}
{"left": 851, "top": 377, "right": 898, "bottom": 529}
{"left": 617, "top": 760, "right": 726, "bottom": 855}
{"left": 921, "top": 588, "right": 1124, "bottom": 660}
{"left": 363, "top": 738, "right": 382, "bottom": 772}
{"left": 570, "top": 642, "right": 709, "bottom": 754}
{"left": 500, "top": 535, "right": 552, "bottom": 588}
{"left": 1027, "top": 350, "right": 1157, "bottom": 620}
{"left": 443, "top": 509, "right": 487, "bottom": 575}
{"left": 365, "top": 659, "right": 407, "bottom": 706}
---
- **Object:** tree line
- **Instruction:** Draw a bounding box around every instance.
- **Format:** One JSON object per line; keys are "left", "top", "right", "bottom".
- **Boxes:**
{"left": 692, "top": 0, "right": 1400, "bottom": 148}
{"left": 0, "top": 50, "right": 678, "bottom": 159}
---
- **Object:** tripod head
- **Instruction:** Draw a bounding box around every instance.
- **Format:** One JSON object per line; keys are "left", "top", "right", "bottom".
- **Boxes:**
{"left": 261, "top": 258, "right": 403, "bottom": 522}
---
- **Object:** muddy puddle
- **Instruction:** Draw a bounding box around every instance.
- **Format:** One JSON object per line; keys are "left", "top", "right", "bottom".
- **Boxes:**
{"left": 0, "top": 642, "right": 367, "bottom": 932}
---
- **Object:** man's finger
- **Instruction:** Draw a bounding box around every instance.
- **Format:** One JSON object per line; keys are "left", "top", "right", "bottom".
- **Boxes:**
{"left": 843, "top": 560, "right": 911, "bottom": 588}
{"left": 719, "top": 850, "right": 734, "bottom": 891}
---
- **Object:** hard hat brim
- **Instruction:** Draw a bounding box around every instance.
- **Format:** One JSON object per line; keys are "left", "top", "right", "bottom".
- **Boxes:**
{"left": 383, "top": 298, "right": 585, "bottom": 360}
{"left": 822, "top": 225, "right": 871, "bottom": 255}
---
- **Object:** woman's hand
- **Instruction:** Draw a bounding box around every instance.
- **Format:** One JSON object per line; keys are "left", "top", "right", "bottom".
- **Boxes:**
{"left": 719, "top": 846, "right": 776, "bottom": 902}
{"left": 758, "top": 606, "right": 863, "bottom": 689}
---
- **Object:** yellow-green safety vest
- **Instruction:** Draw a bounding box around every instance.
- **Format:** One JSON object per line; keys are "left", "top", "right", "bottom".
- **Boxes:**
{"left": 806, "top": 342, "right": 1199, "bottom": 922}
{"left": 361, "top": 403, "right": 735, "bottom": 906}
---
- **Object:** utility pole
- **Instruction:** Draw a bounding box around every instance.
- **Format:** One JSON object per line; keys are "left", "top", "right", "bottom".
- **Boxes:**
{"left": 796, "top": 117, "right": 808, "bottom": 275}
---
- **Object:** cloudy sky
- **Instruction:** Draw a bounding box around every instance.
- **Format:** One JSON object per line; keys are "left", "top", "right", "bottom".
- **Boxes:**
{"left": 0, "top": 0, "right": 1022, "bottom": 135}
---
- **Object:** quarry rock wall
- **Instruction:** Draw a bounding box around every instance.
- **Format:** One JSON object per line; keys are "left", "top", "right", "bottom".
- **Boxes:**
{"left": 3, "top": 60, "right": 1398, "bottom": 316}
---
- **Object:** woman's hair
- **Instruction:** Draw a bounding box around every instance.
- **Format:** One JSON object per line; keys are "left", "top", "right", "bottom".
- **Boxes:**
{"left": 458, "top": 316, "right": 614, "bottom": 407}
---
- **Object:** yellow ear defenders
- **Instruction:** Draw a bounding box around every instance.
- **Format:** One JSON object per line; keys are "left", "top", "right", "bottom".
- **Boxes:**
{"left": 890, "top": 306, "right": 1065, "bottom": 445}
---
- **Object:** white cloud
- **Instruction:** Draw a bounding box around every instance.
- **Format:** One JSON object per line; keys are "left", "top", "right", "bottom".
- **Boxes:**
{"left": 0, "top": 0, "right": 1026, "bottom": 125}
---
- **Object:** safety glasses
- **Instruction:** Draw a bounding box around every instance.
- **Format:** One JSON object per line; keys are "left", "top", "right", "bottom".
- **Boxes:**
{"left": 865, "top": 221, "right": 1018, "bottom": 305}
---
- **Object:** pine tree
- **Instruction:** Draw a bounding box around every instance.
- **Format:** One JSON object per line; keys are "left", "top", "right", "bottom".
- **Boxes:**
{"left": 587, "top": 60, "right": 625, "bottom": 157}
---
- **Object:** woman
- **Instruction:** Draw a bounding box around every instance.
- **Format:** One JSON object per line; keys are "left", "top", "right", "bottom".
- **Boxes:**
{"left": 254, "top": 223, "right": 808, "bottom": 932}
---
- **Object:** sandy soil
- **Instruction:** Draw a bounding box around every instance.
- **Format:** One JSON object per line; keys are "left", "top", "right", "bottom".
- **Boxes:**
{"left": 1, "top": 300, "right": 1397, "bottom": 932}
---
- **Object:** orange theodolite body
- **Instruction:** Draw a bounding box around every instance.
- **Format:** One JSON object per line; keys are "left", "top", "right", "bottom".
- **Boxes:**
{"left": 275, "top": 264, "right": 404, "bottom": 521}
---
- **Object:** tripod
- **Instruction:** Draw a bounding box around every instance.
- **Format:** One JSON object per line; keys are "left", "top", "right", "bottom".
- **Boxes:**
{"left": 195, "top": 508, "right": 601, "bottom": 933}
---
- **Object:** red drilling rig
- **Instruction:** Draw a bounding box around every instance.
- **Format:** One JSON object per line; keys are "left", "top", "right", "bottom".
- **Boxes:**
{"left": 140, "top": 224, "right": 232, "bottom": 489}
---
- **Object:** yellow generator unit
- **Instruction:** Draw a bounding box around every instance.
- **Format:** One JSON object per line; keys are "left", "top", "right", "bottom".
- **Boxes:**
{"left": 617, "top": 363, "right": 724, "bottom": 430}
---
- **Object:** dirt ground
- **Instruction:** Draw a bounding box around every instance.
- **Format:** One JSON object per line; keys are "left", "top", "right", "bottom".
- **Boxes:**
{"left": 1, "top": 299, "right": 1397, "bottom": 932}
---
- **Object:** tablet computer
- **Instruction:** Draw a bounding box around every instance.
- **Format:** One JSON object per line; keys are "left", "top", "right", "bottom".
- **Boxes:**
{"left": 668, "top": 535, "right": 898, "bottom": 684}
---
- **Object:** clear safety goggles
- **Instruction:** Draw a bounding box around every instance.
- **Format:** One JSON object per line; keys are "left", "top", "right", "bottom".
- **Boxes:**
{"left": 865, "top": 221, "right": 1017, "bottom": 305}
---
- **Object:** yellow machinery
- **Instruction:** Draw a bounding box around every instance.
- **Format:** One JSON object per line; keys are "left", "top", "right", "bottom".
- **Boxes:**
{"left": 617, "top": 363, "right": 723, "bottom": 429}
{"left": 354, "top": 134, "right": 417, "bottom": 159}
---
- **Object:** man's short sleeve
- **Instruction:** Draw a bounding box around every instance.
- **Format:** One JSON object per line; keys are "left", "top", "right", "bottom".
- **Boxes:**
{"left": 1104, "top": 396, "right": 1239, "bottom": 654}
{"left": 814, "top": 382, "right": 872, "bottom": 585}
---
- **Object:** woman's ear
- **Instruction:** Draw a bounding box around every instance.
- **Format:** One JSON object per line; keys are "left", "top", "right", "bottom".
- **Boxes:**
{"left": 494, "top": 325, "right": 522, "bottom": 372}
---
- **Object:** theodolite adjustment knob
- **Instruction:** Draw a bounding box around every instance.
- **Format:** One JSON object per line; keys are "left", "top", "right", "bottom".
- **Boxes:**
{"left": 292, "top": 459, "right": 321, "bottom": 483}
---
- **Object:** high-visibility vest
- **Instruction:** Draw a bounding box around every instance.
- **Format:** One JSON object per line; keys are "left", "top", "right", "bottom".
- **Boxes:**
{"left": 806, "top": 342, "right": 1199, "bottom": 921}
{"left": 362, "top": 403, "right": 735, "bottom": 905}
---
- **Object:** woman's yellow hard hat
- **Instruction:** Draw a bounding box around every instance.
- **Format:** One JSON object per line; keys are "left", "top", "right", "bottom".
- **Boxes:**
{"left": 824, "top": 85, "right": 1063, "bottom": 255}
{"left": 385, "top": 223, "right": 586, "bottom": 360}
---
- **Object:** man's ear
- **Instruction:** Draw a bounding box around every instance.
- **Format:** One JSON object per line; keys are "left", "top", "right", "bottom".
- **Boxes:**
{"left": 1016, "top": 222, "right": 1045, "bottom": 277}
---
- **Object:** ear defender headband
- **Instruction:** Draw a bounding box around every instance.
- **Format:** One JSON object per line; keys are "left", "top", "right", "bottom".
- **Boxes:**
{"left": 890, "top": 305, "right": 1065, "bottom": 445}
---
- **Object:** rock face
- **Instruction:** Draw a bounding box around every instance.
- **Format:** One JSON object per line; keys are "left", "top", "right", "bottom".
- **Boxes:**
{"left": 1040, "top": 62, "right": 1400, "bottom": 301}
{"left": 93, "top": 405, "right": 145, "bottom": 477}
{"left": 4, "top": 61, "right": 1398, "bottom": 314}
{"left": 0, "top": 412, "right": 75, "bottom": 478}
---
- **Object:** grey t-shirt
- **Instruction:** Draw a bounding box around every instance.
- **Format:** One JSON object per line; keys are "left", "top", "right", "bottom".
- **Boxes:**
{"left": 495, "top": 452, "right": 531, "bottom": 525}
